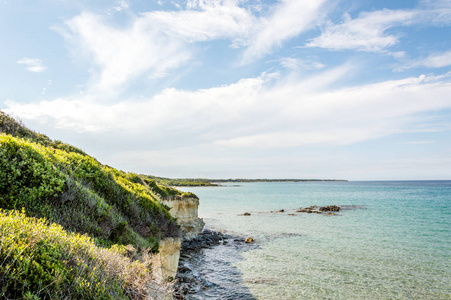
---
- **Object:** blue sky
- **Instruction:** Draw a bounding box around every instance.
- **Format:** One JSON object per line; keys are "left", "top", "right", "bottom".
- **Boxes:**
{"left": 1, "top": 0, "right": 451, "bottom": 180}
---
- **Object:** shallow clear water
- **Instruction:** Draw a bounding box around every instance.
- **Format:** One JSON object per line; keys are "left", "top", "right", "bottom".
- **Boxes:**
{"left": 182, "top": 181, "right": 451, "bottom": 299}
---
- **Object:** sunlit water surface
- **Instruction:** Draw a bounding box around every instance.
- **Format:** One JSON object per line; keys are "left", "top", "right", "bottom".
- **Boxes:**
{"left": 181, "top": 181, "right": 451, "bottom": 299}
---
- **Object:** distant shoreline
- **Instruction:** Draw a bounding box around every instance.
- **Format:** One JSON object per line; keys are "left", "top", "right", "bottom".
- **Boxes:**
{"left": 146, "top": 175, "right": 348, "bottom": 187}
{"left": 172, "top": 179, "right": 348, "bottom": 187}
{"left": 210, "top": 179, "right": 348, "bottom": 183}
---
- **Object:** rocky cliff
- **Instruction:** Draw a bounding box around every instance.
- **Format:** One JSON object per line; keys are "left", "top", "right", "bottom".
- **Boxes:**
{"left": 152, "top": 196, "right": 204, "bottom": 285}
{"left": 162, "top": 196, "right": 205, "bottom": 241}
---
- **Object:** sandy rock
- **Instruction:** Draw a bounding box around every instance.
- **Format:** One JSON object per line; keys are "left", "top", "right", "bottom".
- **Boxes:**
{"left": 162, "top": 197, "right": 205, "bottom": 240}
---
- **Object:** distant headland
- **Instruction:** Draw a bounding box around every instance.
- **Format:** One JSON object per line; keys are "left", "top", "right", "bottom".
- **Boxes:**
{"left": 146, "top": 176, "right": 348, "bottom": 187}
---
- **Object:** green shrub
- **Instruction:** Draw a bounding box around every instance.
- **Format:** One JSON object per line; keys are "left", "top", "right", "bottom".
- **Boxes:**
{"left": 0, "top": 135, "right": 66, "bottom": 213}
{"left": 0, "top": 209, "right": 153, "bottom": 299}
{"left": 0, "top": 133, "right": 179, "bottom": 250}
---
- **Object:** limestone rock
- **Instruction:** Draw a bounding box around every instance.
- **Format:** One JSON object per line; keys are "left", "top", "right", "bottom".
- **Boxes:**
{"left": 245, "top": 237, "right": 254, "bottom": 243}
{"left": 151, "top": 237, "right": 182, "bottom": 284}
{"left": 162, "top": 197, "right": 205, "bottom": 240}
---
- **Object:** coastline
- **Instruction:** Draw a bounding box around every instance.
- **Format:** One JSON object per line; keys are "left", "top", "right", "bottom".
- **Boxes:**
{"left": 173, "top": 228, "right": 258, "bottom": 299}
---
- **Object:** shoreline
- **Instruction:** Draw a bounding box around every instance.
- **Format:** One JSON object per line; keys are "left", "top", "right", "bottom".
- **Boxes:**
{"left": 173, "top": 229, "right": 257, "bottom": 299}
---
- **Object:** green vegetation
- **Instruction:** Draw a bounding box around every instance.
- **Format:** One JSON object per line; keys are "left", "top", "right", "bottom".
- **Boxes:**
{"left": 0, "top": 111, "right": 195, "bottom": 298}
{"left": 0, "top": 131, "right": 179, "bottom": 251}
{"left": 0, "top": 110, "right": 87, "bottom": 156}
{"left": 146, "top": 176, "right": 218, "bottom": 187}
{"left": 148, "top": 175, "right": 347, "bottom": 186}
{"left": 0, "top": 209, "right": 150, "bottom": 299}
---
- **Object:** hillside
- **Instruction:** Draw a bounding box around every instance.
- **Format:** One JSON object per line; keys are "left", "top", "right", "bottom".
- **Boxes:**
{"left": 0, "top": 111, "right": 193, "bottom": 299}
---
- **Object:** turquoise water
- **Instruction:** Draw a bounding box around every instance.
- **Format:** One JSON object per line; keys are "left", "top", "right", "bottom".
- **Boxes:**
{"left": 183, "top": 181, "right": 451, "bottom": 299}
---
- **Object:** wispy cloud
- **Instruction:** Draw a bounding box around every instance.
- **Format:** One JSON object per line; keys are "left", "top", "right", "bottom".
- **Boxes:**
{"left": 144, "top": 0, "right": 258, "bottom": 44}
{"left": 243, "top": 0, "right": 328, "bottom": 62}
{"left": 398, "top": 50, "right": 451, "bottom": 70}
{"left": 55, "top": 0, "right": 329, "bottom": 93}
{"left": 306, "top": 1, "right": 451, "bottom": 53}
{"left": 56, "top": 12, "right": 191, "bottom": 94}
{"left": 17, "top": 57, "right": 47, "bottom": 72}
{"left": 306, "top": 9, "right": 416, "bottom": 52}
{"left": 41, "top": 80, "right": 52, "bottom": 95}
{"left": 279, "top": 57, "right": 325, "bottom": 70}
{"left": 107, "top": 0, "right": 130, "bottom": 14}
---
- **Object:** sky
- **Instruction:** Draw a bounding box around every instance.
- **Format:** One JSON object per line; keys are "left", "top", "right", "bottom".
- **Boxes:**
{"left": 1, "top": 0, "right": 451, "bottom": 180}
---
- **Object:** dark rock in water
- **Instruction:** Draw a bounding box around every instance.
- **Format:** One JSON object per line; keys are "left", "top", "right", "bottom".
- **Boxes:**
{"left": 243, "top": 212, "right": 251, "bottom": 216}
{"left": 180, "top": 229, "right": 225, "bottom": 252}
{"left": 296, "top": 205, "right": 340, "bottom": 214}
{"left": 319, "top": 205, "right": 340, "bottom": 212}
{"left": 174, "top": 229, "right": 258, "bottom": 300}
{"left": 174, "top": 229, "right": 232, "bottom": 299}
{"left": 279, "top": 209, "right": 285, "bottom": 212}
{"left": 178, "top": 265, "right": 192, "bottom": 274}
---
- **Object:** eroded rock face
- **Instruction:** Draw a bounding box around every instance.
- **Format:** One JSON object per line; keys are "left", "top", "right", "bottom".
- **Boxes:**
{"left": 162, "top": 197, "right": 205, "bottom": 241}
{"left": 151, "top": 237, "right": 182, "bottom": 284}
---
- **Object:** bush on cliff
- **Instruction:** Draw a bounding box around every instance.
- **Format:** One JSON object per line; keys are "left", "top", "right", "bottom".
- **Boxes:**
{"left": 0, "top": 133, "right": 179, "bottom": 250}
{"left": 0, "top": 209, "right": 151, "bottom": 299}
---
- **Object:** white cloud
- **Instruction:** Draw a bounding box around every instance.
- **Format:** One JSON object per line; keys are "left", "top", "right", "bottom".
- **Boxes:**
{"left": 17, "top": 57, "right": 47, "bottom": 72}
{"left": 56, "top": 1, "right": 261, "bottom": 94}
{"left": 41, "top": 80, "right": 52, "bottom": 95}
{"left": 306, "top": 9, "right": 416, "bottom": 52}
{"left": 401, "top": 50, "right": 451, "bottom": 69}
{"left": 279, "top": 57, "right": 325, "bottom": 70}
{"left": 57, "top": 12, "right": 191, "bottom": 94}
{"left": 112, "top": 0, "right": 129, "bottom": 13}
{"left": 143, "top": 0, "right": 258, "bottom": 43}
{"left": 243, "top": 0, "right": 328, "bottom": 62}
{"left": 306, "top": 2, "right": 451, "bottom": 53}
{"left": 5, "top": 68, "right": 451, "bottom": 151}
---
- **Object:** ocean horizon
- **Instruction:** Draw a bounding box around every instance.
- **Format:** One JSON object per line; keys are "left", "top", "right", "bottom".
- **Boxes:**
{"left": 181, "top": 180, "right": 451, "bottom": 299}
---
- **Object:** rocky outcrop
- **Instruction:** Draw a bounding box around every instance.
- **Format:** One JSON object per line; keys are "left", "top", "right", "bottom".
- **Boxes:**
{"left": 319, "top": 205, "right": 340, "bottom": 212}
{"left": 162, "top": 196, "right": 205, "bottom": 241}
{"left": 151, "top": 237, "right": 182, "bottom": 284}
{"left": 296, "top": 205, "right": 340, "bottom": 214}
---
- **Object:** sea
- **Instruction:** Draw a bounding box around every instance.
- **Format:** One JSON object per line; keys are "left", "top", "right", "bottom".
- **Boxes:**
{"left": 180, "top": 181, "right": 451, "bottom": 299}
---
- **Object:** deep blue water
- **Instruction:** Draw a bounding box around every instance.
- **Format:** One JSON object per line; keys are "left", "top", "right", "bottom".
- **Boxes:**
{"left": 182, "top": 181, "right": 451, "bottom": 299}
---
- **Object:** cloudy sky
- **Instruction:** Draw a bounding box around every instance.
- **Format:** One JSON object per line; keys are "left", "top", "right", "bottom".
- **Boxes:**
{"left": 1, "top": 0, "right": 451, "bottom": 180}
